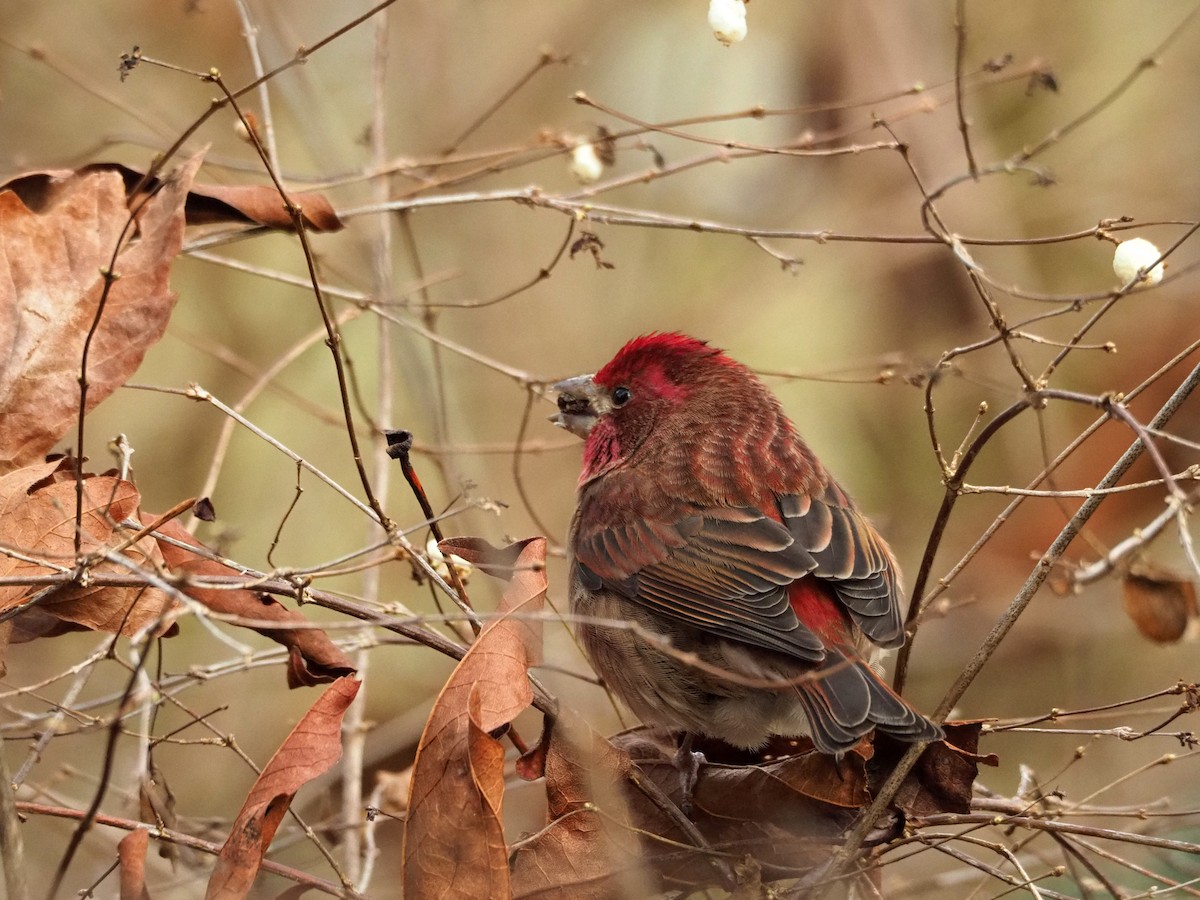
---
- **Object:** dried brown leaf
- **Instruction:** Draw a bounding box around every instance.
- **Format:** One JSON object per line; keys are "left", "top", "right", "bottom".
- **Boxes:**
{"left": 147, "top": 518, "right": 356, "bottom": 687}
{"left": 0, "top": 162, "right": 343, "bottom": 232}
{"left": 511, "top": 711, "right": 649, "bottom": 900}
{"left": 513, "top": 719, "right": 842, "bottom": 897}
{"left": 184, "top": 181, "right": 343, "bottom": 231}
{"left": 1123, "top": 566, "right": 1198, "bottom": 643}
{"left": 0, "top": 154, "right": 201, "bottom": 470}
{"left": 623, "top": 728, "right": 853, "bottom": 890}
{"left": 515, "top": 722, "right": 552, "bottom": 782}
{"left": 882, "top": 721, "right": 991, "bottom": 819}
{"left": 205, "top": 675, "right": 360, "bottom": 900}
{"left": 0, "top": 459, "right": 177, "bottom": 655}
{"left": 402, "top": 537, "right": 546, "bottom": 900}
{"left": 693, "top": 746, "right": 868, "bottom": 814}
{"left": 118, "top": 829, "right": 151, "bottom": 900}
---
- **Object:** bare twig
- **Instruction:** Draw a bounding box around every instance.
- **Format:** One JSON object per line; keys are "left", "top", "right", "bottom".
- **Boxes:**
{"left": 0, "top": 748, "right": 29, "bottom": 900}
{"left": 15, "top": 802, "right": 357, "bottom": 898}
{"left": 953, "top": 0, "right": 979, "bottom": 179}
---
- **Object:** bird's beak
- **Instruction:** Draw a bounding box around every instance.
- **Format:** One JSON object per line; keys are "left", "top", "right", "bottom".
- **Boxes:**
{"left": 550, "top": 374, "right": 610, "bottom": 438}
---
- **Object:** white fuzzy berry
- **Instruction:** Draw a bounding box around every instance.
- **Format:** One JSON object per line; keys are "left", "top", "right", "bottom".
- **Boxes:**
{"left": 1113, "top": 237, "right": 1165, "bottom": 288}
{"left": 568, "top": 141, "right": 604, "bottom": 184}
{"left": 708, "top": 0, "right": 747, "bottom": 46}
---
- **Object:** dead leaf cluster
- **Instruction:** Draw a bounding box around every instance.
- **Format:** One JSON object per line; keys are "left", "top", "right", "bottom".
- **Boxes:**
{"left": 0, "top": 154, "right": 351, "bottom": 680}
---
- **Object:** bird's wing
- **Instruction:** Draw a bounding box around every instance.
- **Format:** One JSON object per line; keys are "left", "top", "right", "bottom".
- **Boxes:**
{"left": 572, "top": 481, "right": 904, "bottom": 661}
{"left": 780, "top": 482, "right": 904, "bottom": 647}
{"left": 573, "top": 502, "right": 827, "bottom": 660}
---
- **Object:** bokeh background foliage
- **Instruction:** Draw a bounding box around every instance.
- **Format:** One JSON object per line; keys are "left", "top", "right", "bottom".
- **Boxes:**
{"left": 1, "top": 0, "right": 1199, "bottom": 895}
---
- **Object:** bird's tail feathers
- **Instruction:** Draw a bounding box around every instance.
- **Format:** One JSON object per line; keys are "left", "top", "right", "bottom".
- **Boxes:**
{"left": 795, "top": 649, "right": 943, "bottom": 756}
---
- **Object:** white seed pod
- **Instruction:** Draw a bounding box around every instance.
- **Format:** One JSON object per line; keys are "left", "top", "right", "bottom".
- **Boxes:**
{"left": 426, "top": 537, "right": 472, "bottom": 584}
{"left": 568, "top": 141, "right": 604, "bottom": 184}
{"left": 708, "top": 0, "right": 747, "bottom": 46}
{"left": 1113, "top": 237, "right": 1165, "bottom": 288}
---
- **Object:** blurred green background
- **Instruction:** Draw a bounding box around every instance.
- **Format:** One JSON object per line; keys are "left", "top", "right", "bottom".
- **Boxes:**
{"left": 2, "top": 0, "right": 1198, "bottom": 895}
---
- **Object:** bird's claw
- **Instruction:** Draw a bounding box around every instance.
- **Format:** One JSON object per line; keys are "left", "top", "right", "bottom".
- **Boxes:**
{"left": 673, "top": 736, "right": 705, "bottom": 816}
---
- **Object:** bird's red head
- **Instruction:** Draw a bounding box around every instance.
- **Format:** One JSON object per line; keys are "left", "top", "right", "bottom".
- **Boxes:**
{"left": 553, "top": 332, "right": 786, "bottom": 485}
{"left": 593, "top": 332, "right": 730, "bottom": 400}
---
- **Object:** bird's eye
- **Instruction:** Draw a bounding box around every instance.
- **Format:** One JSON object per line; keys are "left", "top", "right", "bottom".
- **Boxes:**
{"left": 612, "top": 386, "right": 632, "bottom": 407}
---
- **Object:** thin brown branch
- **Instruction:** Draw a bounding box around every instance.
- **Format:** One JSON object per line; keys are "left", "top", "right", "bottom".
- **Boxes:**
{"left": 15, "top": 802, "right": 357, "bottom": 898}
{"left": 911, "top": 811, "right": 1200, "bottom": 857}
{"left": 953, "top": 0, "right": 979, "bottom": 179}
{"left": 442, "top": 49, "right": 569, "bottom": 155}
{"left": 0, "top": 749, "right": 29, "bottom": 900}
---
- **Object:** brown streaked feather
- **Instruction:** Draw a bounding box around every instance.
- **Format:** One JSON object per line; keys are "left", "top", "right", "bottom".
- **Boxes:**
{"left": 573, "top": 497, "right": 829, "bottom": 660}
{"left": 573, "top": 483, "right": 902, "bottom": 659}
{"left": 778, "top": 492, "right": 903, "bottom": 647}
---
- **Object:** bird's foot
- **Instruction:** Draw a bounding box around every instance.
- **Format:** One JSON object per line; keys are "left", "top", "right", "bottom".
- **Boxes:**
{"left": 673, "top": 733, "right": 706, "bottom": 816}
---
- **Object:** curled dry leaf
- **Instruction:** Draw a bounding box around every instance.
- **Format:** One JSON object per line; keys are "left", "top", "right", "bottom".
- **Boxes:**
{"left": 402, "top": 537, "right": 546, "bottom": 900}
{"left": 205, "top": 675, "right": 360, "bottom": 900}
{"left": 146, "top": 518, "right": 356, "bottom": 688}
{"left": 182, "top": 179, "right": 343, "bottom": 232}
{"left": 882, "top": 721, "right": 993, "bottom": 819}
{"left": 511, "top": 711, "right": 652, "bottom": 900}
{"left": 1123, "top": 565, "right": 1199, "bottom": 643}
{"left": 117, "top": 829, "right": 151, "bottom": 900}
{"left": 0, "top": 458, "right": 178, "bottom": 670}
{"left": 0, "top": 162, "right": 344, "bottom": 233}
{"left": 510, "top": 718, "right": 849, "bottom": 897}
{"left": 0, "top": 153, "right": 201, "bottom": 471}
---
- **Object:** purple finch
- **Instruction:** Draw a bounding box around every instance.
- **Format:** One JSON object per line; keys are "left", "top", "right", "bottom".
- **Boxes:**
{"left": 554, "top": 333, "right": 941, "bottom": 755}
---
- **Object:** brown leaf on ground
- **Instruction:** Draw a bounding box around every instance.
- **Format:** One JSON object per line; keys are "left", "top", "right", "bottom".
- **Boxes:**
{"left": 0, "top": 153, "right": 201, "bottom": 471}
{"left": 118, "top": 829, "right": 152, "bottom": 900}
{"left": 206, "top": 675, "right": 360, "bottom": 900}
{"left": 402, "top": 537, "right": 546, "bottom": 900}
{"left": 1123, "top": 565, "right": 1198, "bottom": 643}
{"left": 1, "top": 162, "right": 343, "bottom": 233}
{"left": 147, "top": 518, "right": 356, "bottom": 687}
{"left": 0, "top": 459, "right": 178, "bottom": 662}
